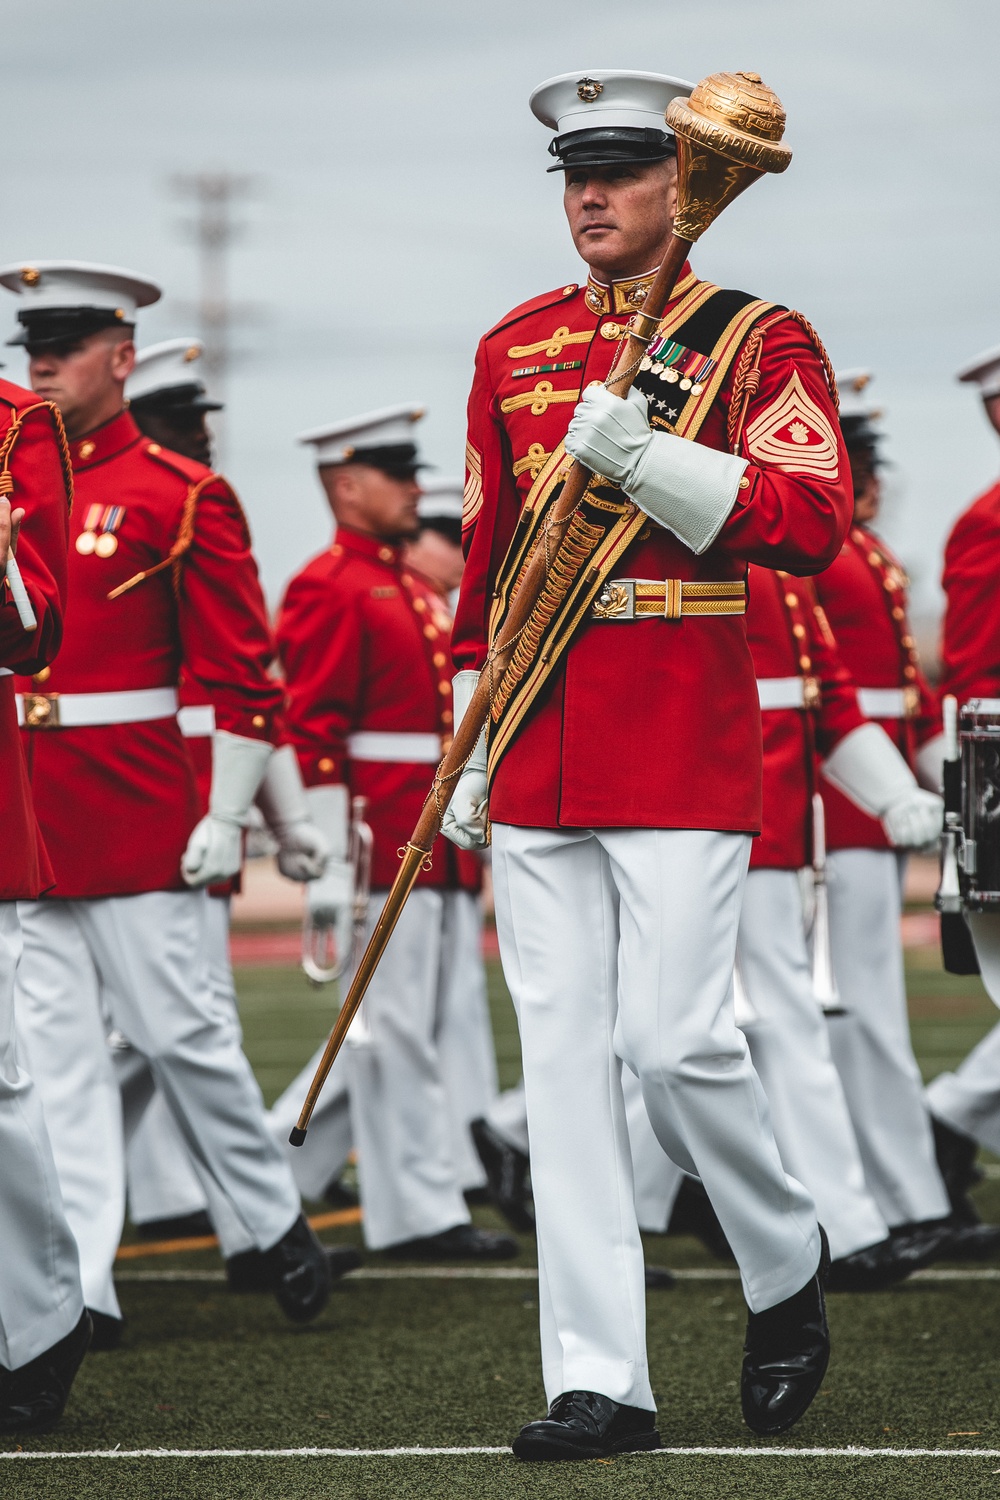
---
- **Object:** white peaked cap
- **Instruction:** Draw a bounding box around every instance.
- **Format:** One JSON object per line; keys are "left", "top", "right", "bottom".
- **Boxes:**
{"left": 530, "top": 70, "right": 693, "bottom": 138}
{"left": 297, "top": 404, "right": 425, "bottom": 465}
{"left": 418, "top": 477, "right": 463, "bottom": 522}
{"left": 127, "top": 338, "right": 206, "bottom": 402}
{"left": 835, "top": 368, "right": 880, "bottom": 421}
{"left": 0, "top": 260, "right": 161, "bottom": 317}
{"left": 956, "top": 345, "right": 1000, "bottom": 400}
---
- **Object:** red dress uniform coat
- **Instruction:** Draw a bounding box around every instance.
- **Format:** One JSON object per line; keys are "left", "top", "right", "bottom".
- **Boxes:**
{"left": 454, "top": 268, "right": 853, "bottom": 831}
{"left": 939, "top": 480, "right": 1000, "bottom": 702}
{"left": 814, "top": 524, "right": 941, "bottom": 850}
{"left": 277, "top": 526, "right": 479, "bottom": 893}
{"left": 0, "top": 380, "right": 71, "bottom": 899}
{"left": 747, "top": 564, "right": 864, "bottom": 870}
{"left": 17, "top": 410, "right": 282, "bottom": 898}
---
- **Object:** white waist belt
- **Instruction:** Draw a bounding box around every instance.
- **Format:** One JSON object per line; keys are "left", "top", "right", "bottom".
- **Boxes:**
{"left": 757, "top": 676, "right": 806, "bottom": 711}
{"left": 17, "top": 686, "right": 179, "bottom": 728}
{"left": 347, "top": 730, "right": 442, "bottom": 763}
{"left": 177, "top": 704, "right": 216, "bottom": 738}
{"left": 857, "top": 687, "right": 907, "bottom": 719}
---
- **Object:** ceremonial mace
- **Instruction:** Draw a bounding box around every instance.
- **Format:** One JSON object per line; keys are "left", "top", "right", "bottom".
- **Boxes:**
{"left": 290, "top": 70, "right": 792, "bottom": 1146}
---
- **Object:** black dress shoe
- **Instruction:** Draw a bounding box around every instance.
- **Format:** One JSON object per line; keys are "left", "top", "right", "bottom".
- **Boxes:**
{"left": 470, "top": 1117, "right": 534, "bottom": 1233}
{"left": 227, "top": 1240, "right": 361, "bottom": 1293}
{"left": 941, "top": 1220, "right": 1000, "bottom": 1261}
{"left": 383, "top": 1223, "right": 518, "bottom": 1261}
{"left": 888, "top": 1217, "right": 955, "bottom": 1266}
{"left": 0, "top": 1311, "right": 92, "bottom": 1435}
{"left": 644, "top": 1263, "right": 676, "bottom": 1290}
{"left": 827, "top": 1230, "right": 939, "bottom": 1292}
{"left": 667, "top": 1175, "right": 734, "bottom": 1261}
{"left": 87, "top": 1310, "right": 124, "bottom": 1352}
{"left": 135, "top": 1210, "right": 214, "bottom": 1241}
{"left": 226, "top": 1214, "right": 330, "bottom": 1322}
{"left": 322, "top": 1177, "right": 360, "bottom": 1212}
{"left": 742, "top": 1231, "right": 830, "bottom": 1436}
{"left": 512, "top": 1390, "right": 660, "bottom": 1462}
{"left": 931, "top": 1115, "right": 983, "bottom": 1222}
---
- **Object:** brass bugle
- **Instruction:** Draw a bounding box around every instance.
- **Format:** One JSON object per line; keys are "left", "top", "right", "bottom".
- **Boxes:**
{"left": 290, "top": 70, "right": 793, "bottom": 1145}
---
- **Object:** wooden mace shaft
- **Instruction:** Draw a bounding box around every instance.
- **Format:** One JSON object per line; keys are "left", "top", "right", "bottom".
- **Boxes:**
{"left": 290, "top": 232, "right": 693, "bottom": 1144}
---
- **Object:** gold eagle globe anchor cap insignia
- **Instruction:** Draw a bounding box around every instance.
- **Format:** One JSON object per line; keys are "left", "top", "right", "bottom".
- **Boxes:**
{"left": 666, "top": 71, "right": 792, "bottom": 242}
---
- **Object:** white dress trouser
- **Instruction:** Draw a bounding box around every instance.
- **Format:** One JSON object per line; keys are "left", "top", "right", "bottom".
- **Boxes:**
{"left": 736, "top": 869, "right": 889, "bottom": 1259}
{"left": 118, "top": 896, "right": 233, "bottom": 1226}
{"left": 16, "top": 892, "right": 301, "bottom": 1318}
{"left": 925, "top": 912, "right": 1000, "bottom": 1153}
{"left": 825, "top": 849, "right": 950, "bottom": 1227}
{"left": 269, "top": 888, "right": 472, "bottom": 1249}
{"left": 492, "top": 823, "right": 820, "bottom": 1411}
{"left": 0, "top": 904, "right": 84, "bottom": 1369}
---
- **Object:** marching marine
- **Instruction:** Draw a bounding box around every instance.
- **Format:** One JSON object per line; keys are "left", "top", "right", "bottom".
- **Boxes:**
{"left": 812, "top": 371, "right": 997, "bottom": 1256}
{"left": 267, "top": 408, "right": 514, "bottom": 1259}
{"left": 924, "top": 345, "right": 1000, "bottom": 1223}
{"left": 5, "top": 262, "right": 331, "bottom": 1345}
{"left": 0, "top": 370, "right": 90, "bottom": 1431}
{"left": 445, "top": 70, "right": 851, "bottom": 1455}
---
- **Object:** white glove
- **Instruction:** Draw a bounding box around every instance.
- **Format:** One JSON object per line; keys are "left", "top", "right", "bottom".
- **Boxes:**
{"left": 305, "top": 783, "right": 354, "bottom": 962}
{"left": 915, "top": 732, "right": 946, "bottom": 794}
{"left": 564, "top": 384, "right": 747, "bottom": 554}
{"left": 441, "top": 669, "right": 489, "bottom": 851}
{"left": 182, "top": 730, "right": 274, "bottom": 886}
{"left": 256, "top": 744, "right": 330, "bottom": 882}
{"left": 821, "top": 723, "right": 944, "bottom": 849}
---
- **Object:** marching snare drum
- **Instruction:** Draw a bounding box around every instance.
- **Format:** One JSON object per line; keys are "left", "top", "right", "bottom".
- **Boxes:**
{"left": 959, "top": 699, "right": 1000, "bottom": 909}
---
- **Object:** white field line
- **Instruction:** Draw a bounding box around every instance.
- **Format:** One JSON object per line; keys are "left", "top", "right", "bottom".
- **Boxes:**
{"left": 114, "top": 1266, "right": 1000, "bottom": 1284}
{"left": 2, "top": 1445, "right": 999, "bottom": 1461}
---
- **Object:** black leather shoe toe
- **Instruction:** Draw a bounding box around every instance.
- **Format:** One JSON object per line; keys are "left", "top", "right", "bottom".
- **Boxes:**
{"left": 470, "top": 1118, "right": 534, "bottom": 1233}
{"left": 644, "top": 1263, "right": 676, "bottom": 1291}
{"left": 235, "top": 1215, "right": 331, "bottom": 1322}
{"left": 512, "top": 1389, "right": 660, "bottom": 1462}
{"left": 941, "top": 1220, "right": 1000, "bottom": 1261}
{"left": 327, "top": 1245, "right": 363, "bottom": 1279}
{"left": 826, "top": 1232, "right": 930, "bottom": 1293}
{"left": 0, "top": 1311, "right": 92, "bottom": 1435}
{"left": 135, "top": 1210, "right": 213, "bottom": 1240}
{"left": 741, "top": 1231, "right": 830, "bottom": 1436}
{"left": 384, "top": 1223, "right": 518, "bottom": 1261}
{"left": 87, "top": 1310, "right": 124, "bottom": 1352}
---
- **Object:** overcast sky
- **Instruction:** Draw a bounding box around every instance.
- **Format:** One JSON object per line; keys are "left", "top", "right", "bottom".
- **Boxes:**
{"left": 3, "top": 0, "right": 998, "bottom": 642}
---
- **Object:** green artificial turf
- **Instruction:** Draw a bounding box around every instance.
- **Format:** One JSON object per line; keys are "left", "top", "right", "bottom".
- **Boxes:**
{"left": 5, "top": 949, "right": 1000, "bottom": 1499}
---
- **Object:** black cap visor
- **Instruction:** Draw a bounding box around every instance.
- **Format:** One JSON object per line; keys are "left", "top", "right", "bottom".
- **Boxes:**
{"left": 129, "top": 383, "right": 224, "bottom": 416}
{"left": 10, "top": 306, "right": 134, "bottom": 349}
{"left": 547, "top": 126, "right": 677, "bottom": 173}
{"left": 325, "top": 443, "right": 424, "bottom": 481}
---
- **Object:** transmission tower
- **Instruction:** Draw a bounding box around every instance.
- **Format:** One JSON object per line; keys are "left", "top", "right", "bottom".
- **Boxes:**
{"left": 170, "top": 171, "right": 259, "bottom": 400}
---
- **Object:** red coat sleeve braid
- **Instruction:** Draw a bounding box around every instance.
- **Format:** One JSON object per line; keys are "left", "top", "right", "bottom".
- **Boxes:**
{"left": 0, "top": 396, "right": 70, "bottom": 676}
{"left": 717, "top": 316, "right": 852, "bottom": 575}
{"left": 453, "top": 337, "right": 524, "bottom": 674}
{"left": 276, "top": 552, "right": 360, "bottom": 787}
{"left": 175, "top": 478, "right": 282, "bottom": 743}
{"left": 939, "top": 483, "right": 1000, "bottom": 703}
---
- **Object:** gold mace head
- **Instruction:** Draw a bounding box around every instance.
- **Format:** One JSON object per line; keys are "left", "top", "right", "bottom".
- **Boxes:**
{"left": 665, "top": 70, "right": 792, "bottom": 243}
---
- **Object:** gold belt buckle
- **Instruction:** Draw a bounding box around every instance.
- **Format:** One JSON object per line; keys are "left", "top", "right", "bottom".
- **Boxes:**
{"left": 903, "top": 684, "right": 920, "bottom": 719}
{"left": 22, "top": 692, "right": 59, "bottom": 728}
{"left": 592, "top": 580, "right": 636, "bottom": 621}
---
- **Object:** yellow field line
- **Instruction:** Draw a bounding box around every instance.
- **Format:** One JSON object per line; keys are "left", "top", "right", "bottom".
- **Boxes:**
{"left": 114, "top": 1207, "right": 362, "bottom": 1260}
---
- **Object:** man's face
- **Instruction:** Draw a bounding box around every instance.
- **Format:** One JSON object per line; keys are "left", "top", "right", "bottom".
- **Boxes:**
{"left": 848, "top": 446, "right": 881, "bottom": 525}
{"left": 28, "top": 328, "right": 134, "bottom": 432}
{"left": 984, "top": 393, "right": 1000, "bottom": 440}
{"left": 133, "top": 407, "right": 214, "bottom": 467}
{"left": 563, "top": 159, "right": 678, "bottom": 279}
{"left": 405, "top": 527, "right": 465, "bottom": 595}
{"left": 324, "top": 463, "right": 421, "bottom": 542}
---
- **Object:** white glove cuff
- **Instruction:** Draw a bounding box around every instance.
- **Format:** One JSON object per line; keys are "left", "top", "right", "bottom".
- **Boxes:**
{"left": 452, "top": 669, "right": 487, "bottom": 774}
{"left": 821, "top": 722, "right": 918, "bottom": 818}
{"left": 915, "top": 733, "right": 946, "bottom": 794}
{"left": 628, "top": 432, "right": 747, "bottom": 555}
{"left": 208, "top": 731, "right": 274, "bottom": 826}
{"left": 305, "top": 783, "right": 350, "bottom": 861}
{"left": 256, "top": 743, "right": 310, "bottom": 834}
